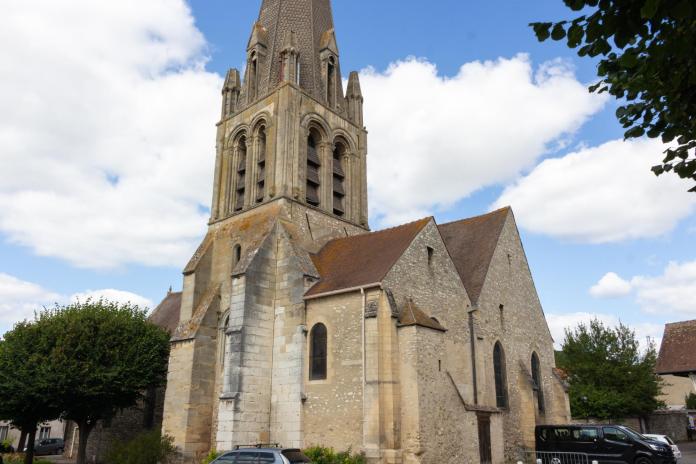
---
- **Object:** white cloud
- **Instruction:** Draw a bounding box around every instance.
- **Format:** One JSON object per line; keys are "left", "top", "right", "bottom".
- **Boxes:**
{"left": 0, "top": 273, "right": 61, "bottom": 332}
{"left": 546, "top": 311, "right": 663, "bottom": 350}
{"left": 632, "top": 261, "right": 696, "bottom": 316}
{"left": 590, "top": 272, "right": 632, "bottom": 298}
{"left": 587, "top": 262, "right": 696, "bottom": 316}
{"left": 0, "top": 0, "right": 221, "bottom": 269}
{"left": 70, "top": 289, "right": 153, "bottom": 309}
{"left": 0, "top": 273, "right": 154, "bottom": 335}
{"left": 360, "top": 55, "right": 605, "bottom": 225}
{"left": 494, "top": 138, "right": 696, "bottom": 242}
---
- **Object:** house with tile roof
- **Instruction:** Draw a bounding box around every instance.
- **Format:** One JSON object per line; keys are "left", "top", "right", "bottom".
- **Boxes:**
{"left": 157, "top": 1, "right": 570, "bottom": 463}
{"left": 656, "top": 320, "right": 696, "bottom": 409}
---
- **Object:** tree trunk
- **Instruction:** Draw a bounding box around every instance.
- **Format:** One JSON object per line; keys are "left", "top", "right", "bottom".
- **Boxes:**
{"left": 23, "top": 426, "right": 37, "bottom": 464}
{"left": 17, "top": 430, "right": 27, "bottom": 453}
{"left": 75, "top": 421, "right": 94, "bottom": 464}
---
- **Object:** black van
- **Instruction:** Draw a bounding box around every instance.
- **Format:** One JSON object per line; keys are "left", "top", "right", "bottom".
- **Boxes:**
{"left": 535, "top": 425, "right": 676, "bottom": 464}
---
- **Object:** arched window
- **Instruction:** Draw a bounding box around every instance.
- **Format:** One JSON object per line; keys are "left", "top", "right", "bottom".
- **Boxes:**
{"left": 327, "top": 56, "right": 336, "bottom": 107}
{"left": 233, "top": 244, "right": 241, "bottom": 267}
{"left": 332, "top": 141, "right": 346, "bottom": 216}
{"left": 309, "top": 323, "right": 327, "bottom": 380}
{"left": 248, "top": 52, "right": 258, "bottom": 101}
{"left": 256, "top": 126, "right": 266, "bottom": 203}
{"left": 493, "top": 342, "right": 507, "bottom": 408}
{"left": 306, "top": 129, "right": 321, "bottom": 207}
{"left": 531, "top": 352, "right": 544, "bottom": 413}
{"left": 234, "top": 136, "right": 247, "bottom": 211}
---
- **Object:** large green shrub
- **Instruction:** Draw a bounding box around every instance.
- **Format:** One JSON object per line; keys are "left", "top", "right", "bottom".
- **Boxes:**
{"left": 303, "top": 447, "right": 365, "bottom": 464}
{"left": 106, "top": 430, "right": 175, "bottom": 464}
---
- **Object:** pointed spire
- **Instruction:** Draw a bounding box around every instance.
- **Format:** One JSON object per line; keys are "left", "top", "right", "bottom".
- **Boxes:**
{"left": 280, "top": 31, "right": 300, "bottom": 84}
{"left": 242, "top": 0, "right": 341, "bottom": 103}
{"left": 346, "top": 72, "right": 364, "bottom": 126}
{"left": 320, "top": 29, "right": 339, "bottom": 55}
{"left": 221, "top": 68, "right": 241, "bottom": 118}
{"left": 247, "top": 21, "right": 268, "bottom": 50}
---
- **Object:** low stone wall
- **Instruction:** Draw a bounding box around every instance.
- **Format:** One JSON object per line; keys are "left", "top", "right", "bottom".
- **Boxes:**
{"left": 572, "top": 410, "right": 694, "bottom": 443}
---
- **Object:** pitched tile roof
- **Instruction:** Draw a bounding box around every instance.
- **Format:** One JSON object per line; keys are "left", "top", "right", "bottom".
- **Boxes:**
{"left": 305, "top": 218, "right": 431, "bottom": 297}
{"left": 148, "top": 291, "right": 182, "bottom": 334}
{"left": 656, "top": 320, "right": 696, "bottom": 375}
{"left": 438, "top": 207, "right": 510, "bottom": 304}
{"left": 398, "top": 299, "right": 447, "bottom": 332}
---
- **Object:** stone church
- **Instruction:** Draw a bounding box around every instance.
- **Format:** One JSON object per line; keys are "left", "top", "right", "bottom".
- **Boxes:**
{"left": 160, "top": 1, "right": 570, "bottom": 463}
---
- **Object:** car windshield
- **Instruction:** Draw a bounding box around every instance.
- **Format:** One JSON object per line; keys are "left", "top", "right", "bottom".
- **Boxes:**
{"left": 620, "top": 426, "right": 647, "bottom": 441}
{"left": 282, "top": 450, "right": 311, "bottom": 463}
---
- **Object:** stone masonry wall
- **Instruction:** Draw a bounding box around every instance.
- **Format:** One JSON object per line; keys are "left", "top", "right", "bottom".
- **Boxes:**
{"left": 304, "top": 292, "right": 365, "bottom": 451}
{"left": 383, "top": 221, "right": 481, "bottom": 464}
{"left": 474, "top": 211, "right": 571, "bottom": 458}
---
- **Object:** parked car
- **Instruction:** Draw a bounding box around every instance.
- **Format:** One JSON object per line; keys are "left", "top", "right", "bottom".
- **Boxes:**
{"left": 644, "top": 435, "right": 681, "bottom": 460}
{"left": 536, "top": 425, "right": 676, "bottom": 464}
{"left": 211, "top": 446, "right": 311, "bottom": 464}
{"left": 29, "top": 438, "right": 64, "bottom": 456}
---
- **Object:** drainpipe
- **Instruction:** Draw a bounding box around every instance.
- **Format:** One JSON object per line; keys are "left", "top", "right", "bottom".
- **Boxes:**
{"left": 361, "top": 287, "right": 366, "bottom": 429}
{"left": 469, "top": 307, "right": 479, "bottom": 405}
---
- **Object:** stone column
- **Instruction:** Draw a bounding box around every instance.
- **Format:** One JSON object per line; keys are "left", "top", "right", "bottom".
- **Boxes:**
{"left": 319, "top": 141, "right": 333, "bottom": 212}
{"left": 244, "top": 137, "right": 255, "bottom": 209}
{"left": 343, "top": 152, "right": 353, "bottom": 221}
{"left": 211, "top": 143, "right": 224, "bottom": 221}
{"left": 248, "top": 134, "right": 260, "bottom": 206}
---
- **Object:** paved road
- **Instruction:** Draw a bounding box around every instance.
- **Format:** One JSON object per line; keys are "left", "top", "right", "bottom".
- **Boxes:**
{"left": 680, "top": 441, "right": 696, "bottom": 464}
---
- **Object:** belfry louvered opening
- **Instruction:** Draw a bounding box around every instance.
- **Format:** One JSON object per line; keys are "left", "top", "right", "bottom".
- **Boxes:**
{"left": 306, "top": 129, "right": 321, "bottom": 207}
{"left": 235, "top": 135, "right": 247, "bottom": 211}
{"left": 256, "top": 125, "right": 266, "bottom": 203}
{"left": 332, "top": 140, "right": 346, "bottom": 216}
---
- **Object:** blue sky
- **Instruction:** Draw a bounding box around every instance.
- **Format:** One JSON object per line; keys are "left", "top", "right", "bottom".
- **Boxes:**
{"left": 1, "top": 0, "right": 695, "bottom": 346}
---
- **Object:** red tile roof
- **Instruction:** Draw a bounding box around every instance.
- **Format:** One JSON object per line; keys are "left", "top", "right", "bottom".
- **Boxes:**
{"left": 656, "top": 320, "right": 696, "bottom": 375}
{"left": 398, "top": 299, "right": 447, "bottom": 332}
{"left": 148, "top": 291, "right": 182, "bottom": 334}
{"left": 438, "top": 207, "right": 510, "bottom": 304}
{"left": 305, "top": 218, "right": 431, "bottom": 297}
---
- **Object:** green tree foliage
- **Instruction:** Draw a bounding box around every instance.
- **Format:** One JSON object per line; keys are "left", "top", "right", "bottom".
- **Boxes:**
{"left": 557, "top": 319, "right": 663, "bottom": 419}
{"left": 201, "top": 449, "right": 220, "bottom": 464}
{"left": 531, "top": 0, "right": 696, "bottom": 190}
{"left": 34, "top": 299, "right": 171, "bottom": 464}
{"left": 303, "top": 447, "right": 366, "bottom": 464}
{"left": 106, "top": 430, "right": 175, "bottom": 464}
{"left": 0, "top": 322, "right": 62, "bottom": 464}
{"left": 685, "top": 392, "right": 696, "bottom": 409}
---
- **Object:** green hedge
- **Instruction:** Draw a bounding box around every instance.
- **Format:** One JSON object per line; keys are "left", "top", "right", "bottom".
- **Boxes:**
{"left": 106, "top": 430, "right": 175, "bottom": 464}
{"left": 303, "top": 447, "right": 365, "bottom": 464}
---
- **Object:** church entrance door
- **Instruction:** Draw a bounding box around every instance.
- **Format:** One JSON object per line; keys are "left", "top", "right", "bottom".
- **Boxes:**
{"left": 477, "top": 412, "right": 492, "bottom": 464}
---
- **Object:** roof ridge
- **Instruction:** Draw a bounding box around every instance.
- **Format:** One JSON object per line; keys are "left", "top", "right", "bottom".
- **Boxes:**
{"left": 321, "top": 216, "right": 431, "bottom": 248}
{"left": 440, "top": 207, "right": 510, "bottom": 228}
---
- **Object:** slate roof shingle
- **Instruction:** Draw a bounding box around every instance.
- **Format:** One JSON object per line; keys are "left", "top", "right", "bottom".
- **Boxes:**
{"left": 656, "top": 320, "right": 696, "bottom": 375}
{"left": 148, "top": 291, "right": 182, "bottom": 334}
{"left": 305, "top": 218, "right": 431, "bottom": 297}
{"left": 438, "top": 207, "right": 510, "bottom": 304}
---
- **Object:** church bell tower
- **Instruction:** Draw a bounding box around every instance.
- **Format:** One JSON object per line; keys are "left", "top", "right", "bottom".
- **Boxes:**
{"left": 162, "top": 0, "right": 369, "bottom": 460}
{"left": 211, "top": 0, "right": 368, "bottom": 228}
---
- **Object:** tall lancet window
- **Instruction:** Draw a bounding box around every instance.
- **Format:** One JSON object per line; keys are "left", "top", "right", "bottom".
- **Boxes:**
{"left": 332, "top": 141, "right": 346, "bottom": 216}
{"left": 235, "top": 136, "right": 247, "bottom": 211}
{"left": 493, "top": 342, "right": 508, "bottom": 408}
{"left": 309, "top": 323, "right": 327, "bottom": 380}
{"left": 256, "top": 126, "right": 266, "bottom": 203}
{"left": 531, "top": 352, "right": 545, "bottom": 413}
{"left": 306, "top": 130, "right": 321, "bottom": 207}
{"left": 327, "top": 56, "right": 336, "bottom": 107}
{"left": 248, "top": 52, "right": 258, "bottom": 101}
